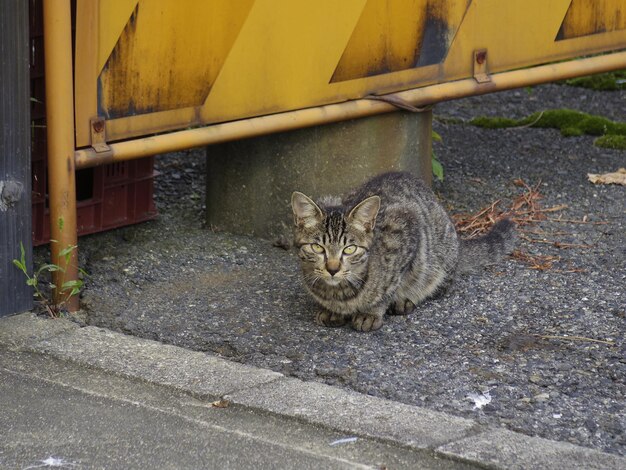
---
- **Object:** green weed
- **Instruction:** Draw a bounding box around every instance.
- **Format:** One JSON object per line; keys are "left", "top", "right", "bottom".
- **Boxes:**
{"left": 431, "top": 130, "right": 444, "bottom": 182}
{"left": 12, "top": 241, "right": 86, "bottom": 317}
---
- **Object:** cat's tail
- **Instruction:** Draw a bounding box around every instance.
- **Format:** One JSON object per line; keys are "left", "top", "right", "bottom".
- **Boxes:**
{"left": 456, "top": 219, "right": 517, "bottom": 273}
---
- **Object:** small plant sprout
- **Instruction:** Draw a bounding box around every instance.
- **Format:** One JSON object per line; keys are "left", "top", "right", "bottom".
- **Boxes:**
{"left": 12, "top": 241, "right": 86, "bottom": 317}
{"left": 431, "top": 130, "right": 444, "bottom": 182}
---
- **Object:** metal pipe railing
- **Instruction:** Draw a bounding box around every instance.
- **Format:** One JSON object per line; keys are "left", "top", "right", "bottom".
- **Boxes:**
{"left": 75, "top": 50, "right": 626, "bottom": 170}
{"left": 43, "top": 0, "right": 79, "bottom": 310}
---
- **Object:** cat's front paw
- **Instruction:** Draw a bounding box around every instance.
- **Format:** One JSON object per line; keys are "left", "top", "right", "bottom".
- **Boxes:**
{"left": 388, "top": 299, "right": 416, "bottom": 316}
{"left": 316, "top": 310, "right": 349, "bottom": 328}
{"left": 351, "top": 313, "right": 383, "bottom": 332}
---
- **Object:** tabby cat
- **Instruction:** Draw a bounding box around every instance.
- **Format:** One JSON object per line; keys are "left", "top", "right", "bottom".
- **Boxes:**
{"left": 291, "top": 172, "right": 515, "bottom": 332}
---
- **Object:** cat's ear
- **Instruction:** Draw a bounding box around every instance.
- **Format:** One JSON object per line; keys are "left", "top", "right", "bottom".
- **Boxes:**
{"left": 291, "top": 191, "right": 323, "bottom": 228}
{"left": 347, "top": 195, "right": 380, "bottom": 233}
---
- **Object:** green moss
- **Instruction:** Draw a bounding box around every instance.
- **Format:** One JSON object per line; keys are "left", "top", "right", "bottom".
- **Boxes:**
{"left": 594, "top": 135, "right": 626, "bottom": 150}
{"left": 612, "top": 122, "right": 626, "bottom": 135}
{"left": 469, "top": 108, "right": 626, "bottom": 150}
{"left": 469, "top": 116, "right": 519, "bottom": 129}
{"left": 561, "top": 127, "right": 584, "bottom": 137}
{"left": 580, "top": 116, "right": 613, "bottom": 135}
{"left": 434, "top": 116, "right": 465, "bottom": 125}
{"left": 564, "top": 71, "right": 626, "bottom": 91}
{"left": 522, "top": 109, "right": 588, "bottom": 129}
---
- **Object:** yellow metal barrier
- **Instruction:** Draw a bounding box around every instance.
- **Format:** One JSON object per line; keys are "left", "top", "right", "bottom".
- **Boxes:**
{"left": 73, "top": 0, "right": 626, "bottom": 147}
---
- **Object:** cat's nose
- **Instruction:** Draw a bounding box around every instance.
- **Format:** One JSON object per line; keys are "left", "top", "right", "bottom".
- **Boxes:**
{"left": 326, "top": 260, "right": 341, "bottom": 276}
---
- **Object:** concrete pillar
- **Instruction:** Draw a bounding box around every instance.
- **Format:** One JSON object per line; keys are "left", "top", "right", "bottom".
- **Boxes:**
{"left": 206, "top": 110, "right": 432, "bottom": 239}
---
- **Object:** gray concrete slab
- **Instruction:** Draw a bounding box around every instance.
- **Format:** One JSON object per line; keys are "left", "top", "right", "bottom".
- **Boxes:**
{"left": 29, "top": 325, "right": 282, "bottom": 398}
{"left": 227, "top": 377, "right": 477, "bottom": 450}
{"left": 437, "top": 428, "right": 626, "bottom": 470}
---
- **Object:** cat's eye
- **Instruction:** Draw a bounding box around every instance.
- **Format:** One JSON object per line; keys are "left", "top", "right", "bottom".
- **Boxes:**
{"left": 343, "top": 245, "right": 357, "bottom": 255}
{"left": 311, "top": 243, "right": 325, "bottom": 254}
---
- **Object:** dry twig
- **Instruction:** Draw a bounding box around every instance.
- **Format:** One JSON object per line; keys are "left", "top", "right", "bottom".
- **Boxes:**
{"left": 533, "top": 334, "right": 615, "bottom": 346}
{"left": 452, "top": 179, "right": 600, "bottom": 272}
{"left": 453, "top": 179, "right": 556, "bottom": 238}
{"left": 510, "top": 249, "right": 560, "bottom": 270}
{"left": 519, "top": 235, "right": 594, "bottom": 250}
{"left": 547, "top": 217, "right": 608, "bottom": 225}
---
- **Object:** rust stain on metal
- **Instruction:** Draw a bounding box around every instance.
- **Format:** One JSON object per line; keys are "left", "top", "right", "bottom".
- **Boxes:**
{"left": 92, "top": 119, "right": 104, "bottom": 133}
{"left": 90, "top": 117, "right": 111, "bottom": 153}
{"left": 473, "top": 49, "right": 491, "bottom": 83}
{"left": 331, "top": 0, "right": 470, "bottom": 83}
{"left": 416, "top": 0, "right": 465, "bottom": 67}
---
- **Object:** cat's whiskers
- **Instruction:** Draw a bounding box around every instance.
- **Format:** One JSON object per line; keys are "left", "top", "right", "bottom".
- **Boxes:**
{"left": 344, "top": 270, "right": 365, "bottom": 288}
{"left": 304, "top": 269, "right": 325, "bottom": 288}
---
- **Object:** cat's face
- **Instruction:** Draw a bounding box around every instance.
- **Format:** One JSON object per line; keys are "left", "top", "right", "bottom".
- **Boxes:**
{"left": 291, "top": 192, "right": 380, "bottom": 291}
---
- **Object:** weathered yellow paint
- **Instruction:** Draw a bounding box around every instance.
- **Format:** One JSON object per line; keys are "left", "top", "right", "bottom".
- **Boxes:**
{"left": 100, "top": 0, "right": 254, "bottom": 118}
{"left": 442, "top": 0, "right": 573, "bottom": 79}
{"left": 73, "top": 0, "right": 626, "bottom": 147}
{"left": 558, "top": 0, "right": 626, "bottom": 40}
{"left": 331, "top": 0, "right": 431, "bottom": 82}
{"left": 75, "top": 0, "right": 141, "bottom": 146}
{"left": 199, "top": 0, "right": 366, "bottom": 124}
{"left": 97, "top": 0, "right": 138, "bottom": 73}
{"left": 441, "top": 0, "right": 626, "bottom": 81}
{"left": 332, "top": 0, "right": 469, "bottom": 82}
{"left": 74, "top": 1, "right": 99, "bottom": 147}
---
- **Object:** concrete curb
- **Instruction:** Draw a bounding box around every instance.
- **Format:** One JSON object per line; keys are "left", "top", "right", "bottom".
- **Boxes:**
{"left": 2, "top": 312, "right": 624, "bottom": 470}
{"left": 225, "top": 378, "right": 476, "bottom": 450}
{"left": 30, "top": 323, "right": 282, "bottom": 398}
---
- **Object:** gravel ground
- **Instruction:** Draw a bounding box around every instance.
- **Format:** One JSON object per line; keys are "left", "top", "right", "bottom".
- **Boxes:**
{"left": 56, "top": 83, "right": 625, "bottom": 456}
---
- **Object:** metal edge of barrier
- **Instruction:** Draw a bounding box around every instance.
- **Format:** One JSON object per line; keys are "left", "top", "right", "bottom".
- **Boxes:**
{"left": 74, "top": 50, "right": 626, "bottom": 170}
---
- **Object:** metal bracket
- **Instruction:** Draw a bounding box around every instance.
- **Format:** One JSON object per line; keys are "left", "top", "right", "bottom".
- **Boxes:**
{"left": 473, "top": 49, "right": 491, "bottom": 84}
{"left": 90, "top": 117, "right": 110, "bottom": 153}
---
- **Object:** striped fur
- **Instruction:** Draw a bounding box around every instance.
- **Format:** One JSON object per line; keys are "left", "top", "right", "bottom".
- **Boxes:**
{"left": 292, "top": 172, "right": 516, "bottom": 332}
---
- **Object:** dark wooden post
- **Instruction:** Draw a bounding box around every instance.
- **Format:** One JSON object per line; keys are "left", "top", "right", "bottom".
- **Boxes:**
{"left": 0, "top": 1, "right": 32, "bottom": 317}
